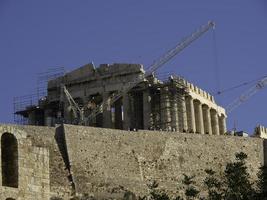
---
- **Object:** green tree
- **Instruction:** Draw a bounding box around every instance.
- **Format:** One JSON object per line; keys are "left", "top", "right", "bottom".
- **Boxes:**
{"left": 203, "top": 169, "right": 223, "bottom": 200}
{"left": 182, "top": 174, "right": 199, "bottom": 200}
{"left": 136, "top": 152, "right": 263, "bottom": 200}
{"left": 139, "top": 180, "right": 170, "bottom": 200}
{"left": 256, "top": 166, "right": 267, "bottom": 200}
{"left": 223, "top": 152, "right": 255, "bottom": 200}
{"left": 69, "top": 193, "right": 95, "bottom": 200}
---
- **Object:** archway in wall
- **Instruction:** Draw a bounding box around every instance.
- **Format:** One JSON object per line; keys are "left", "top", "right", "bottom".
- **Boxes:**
{"left": 1, "top": 132, "right": 18, "bottom": 188}
{"left": 6, "top": 198, "right": 16, "bottom": 200}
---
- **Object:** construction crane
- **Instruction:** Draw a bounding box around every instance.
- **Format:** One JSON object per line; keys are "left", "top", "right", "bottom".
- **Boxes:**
{"left": 62, "top": 85, "right": 84, "bottom": 124}
{"left": 214, "top": 75, "right": 267, "bottom": 96}
{"left": 226, "top": 76, "right": 267, "bottom": 113}
{"left": 85, "top": 21, "right": 215, "bottom": 124}
{"left": 146, "top": 21, "right": 215, "bottom": 75}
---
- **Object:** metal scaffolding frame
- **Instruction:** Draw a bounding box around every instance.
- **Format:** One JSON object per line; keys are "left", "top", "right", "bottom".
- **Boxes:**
{"left": 13, "top": 67, "right": 65, "bottom": 124}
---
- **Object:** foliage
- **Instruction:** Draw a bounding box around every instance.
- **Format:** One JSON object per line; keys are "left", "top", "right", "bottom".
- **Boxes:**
{"left": 138, "top": 180, "right": 170, "bottom": 200}
{"left": 65, "top": 152, "right": 267, "bottom": 200}
{"left": 223, "top": 152, "right": 255, "bottom": 200}
{"left": 203, "top": 169, "right": 223, "bottom": 200}
{"left": 182, "top": 175, "right": 199, "bottom": 200}
{"left": 256, "top": 166, "right": 267, "bottom": 200}
{"left": 203, "top": 152, "right": 256, "bottom": 200}
{"left": 50, "top": 197, "right": 63, "bottom": 200}
{"left": 69, "top": 193, "right": 95, "bottom": 200}
{"left": 123, "top": 190, "right": 137, "bottom": 200}
{"left": 137, "top": 152, "right": 267, "bottom": 200}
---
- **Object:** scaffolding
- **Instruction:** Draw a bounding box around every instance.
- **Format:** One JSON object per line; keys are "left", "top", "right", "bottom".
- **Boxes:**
{"left": 148, "top": 74, "right": 188, "bottom": 131}
{"left": 13, "top": 67, "right": 65, "bottom": 124}
{"left": 12, "top": 65, "right": 190, "bottom": 130}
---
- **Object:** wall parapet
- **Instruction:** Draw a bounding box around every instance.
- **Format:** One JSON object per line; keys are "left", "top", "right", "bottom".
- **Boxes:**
{"left": 173, "top": 76, "right": 215, "bottom": 103}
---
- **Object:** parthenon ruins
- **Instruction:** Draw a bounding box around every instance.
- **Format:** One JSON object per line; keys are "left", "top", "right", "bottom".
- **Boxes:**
{"left": 16, "top": 63, "right": 227, "bottom": 135}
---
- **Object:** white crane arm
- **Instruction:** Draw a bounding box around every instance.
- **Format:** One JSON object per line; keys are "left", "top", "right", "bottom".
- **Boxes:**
{"left": 87, "top": 21, "right": 215, "bottom": 122}
{"left": 62, "top": 85, "right": 84, "bottom": 122}
{"left": 226, "top": 77, "right": 267, "bottom": 113}
{"left": 146, "top": 21, "right": 215, "bottom": 75}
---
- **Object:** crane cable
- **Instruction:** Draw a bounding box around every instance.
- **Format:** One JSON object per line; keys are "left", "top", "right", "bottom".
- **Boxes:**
{"left": 212, "top": 28, "right": 221, "bottom": 97}
{"left": 214, "top": 75, "right": 267, "bottom": 96}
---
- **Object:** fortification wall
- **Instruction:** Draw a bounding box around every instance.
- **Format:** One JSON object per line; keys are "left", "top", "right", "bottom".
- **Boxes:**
{"left": 0, "top": 124, "right": 72, "bottom": 200}
{"left": 0, "top": 125, "right": 50, "bottom": 200}
{"left": 64, "top": 125, "right": 265, "bottom": 198}
{"left": 20, "top": 125, "right": 73, "bottom": 198}
{"left": 0, "top": 124, "right": 265, "bottom": 199}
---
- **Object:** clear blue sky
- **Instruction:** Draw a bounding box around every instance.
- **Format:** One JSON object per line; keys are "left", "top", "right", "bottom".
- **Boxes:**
{"left": 0, "top": 0, "right": 267, "bottom": 133}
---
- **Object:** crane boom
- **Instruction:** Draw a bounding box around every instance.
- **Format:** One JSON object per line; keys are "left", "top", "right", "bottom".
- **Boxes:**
{"left": 62, "top": 85, "right": 84, "bottom": 124}
{"left": 226, "top": 77, "right": 267, "bottom": 113}
{"left": 146, "top": 21, "right": 215, "bottom": 75}
{"left": 87, "top": 21, "right": 215, "bottom": 123}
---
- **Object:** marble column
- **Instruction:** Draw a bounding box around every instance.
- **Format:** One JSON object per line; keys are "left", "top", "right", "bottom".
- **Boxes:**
{"left": 194, "top": 100, "right": 204, "bottom": 134}
{"left": 64, "top": 102, "right": 73, "bottom": 124}
{"left": 171, "top": 93, "right": 179, "bottom": 131}
{"left": 186, "top": 96, "right": 196, "bottom": 133}
{"left": 123, "top": 92, "right": 131, "bottom": 130}
{"left": 211, "top": 110, "right": 220, "bottom": 135}
{"left": 203, "top": 105, "right": 212, "bottom": 135}
{"left": 181, "top": 96, "right": 188, "bottom": 132}
{"left": 143, "top": 90, "right": 152, "bottom": 130}
{"left": 102, "top": 92, "right": 112, "bottom": 128}
{"left": 160, "top": 87, "right": 171, "bottom": 130}
{"left": 151, "top": 89, "right": 161, "bottom": 130}
{"left": 219, "top": 114, "right": 227, "bottom": 135}
{"left": 178, "top": 95, "right": 188, "bottom": 132}
{"left": 28, "top": 110, "right": 36, "bottom": 125}
{"left": 115, "top": 98, "right": 123, "bottom": 129}
{"left": 129, "top": 94, "right": 135, "bottom": 129}
{"left": 44, "top": 109, "right": 53, "bottom": 126}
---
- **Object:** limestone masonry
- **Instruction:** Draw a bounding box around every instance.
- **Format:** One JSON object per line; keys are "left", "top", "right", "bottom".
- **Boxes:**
{"left": 0, "top": 124, "right": 266, "bottom": 199}
{"left": 2, "top": 63, "right": 265, "bottom": 199}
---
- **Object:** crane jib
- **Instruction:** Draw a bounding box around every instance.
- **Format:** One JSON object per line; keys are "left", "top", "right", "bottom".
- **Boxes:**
{"left": 85, "top": 21, "right": 215, "bottom": 123}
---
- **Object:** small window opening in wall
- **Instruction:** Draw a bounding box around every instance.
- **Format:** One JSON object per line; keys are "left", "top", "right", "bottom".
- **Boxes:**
{"left": 6, "top": 198, "right": 16, "bottom": 200}
{"left": 1, "top": 132, "right": 18, "bottom": 188}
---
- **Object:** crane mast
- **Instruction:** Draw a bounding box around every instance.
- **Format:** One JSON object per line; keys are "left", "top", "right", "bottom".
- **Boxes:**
{"left": 226, "top": 76, "right": 267, "bottom": 113}
{"left": 86, "top": 21, "right": 215, "bottom": 124}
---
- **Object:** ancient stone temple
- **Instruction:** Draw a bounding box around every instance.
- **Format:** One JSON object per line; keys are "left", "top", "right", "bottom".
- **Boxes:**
{"left": 15, "top": 63, "right": 226, "bottom": 135}
{"left": 3, "top": 63, "right": 267, "bottom": 200}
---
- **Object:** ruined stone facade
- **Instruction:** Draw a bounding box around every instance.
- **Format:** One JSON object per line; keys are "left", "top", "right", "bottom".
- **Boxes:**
{"left": 0, "top": 125, "right": 52, "bottom": 200}
{"left": 8, "top": 63, "right": 263, "bottom": 199}
{"left": 254, "top": 125, "right": 267, "bottom": 139}
{"left": 16, "top": 63, "right": 226, "bottom": 135}
{"left": 0, "top": 124, "right": 266, "bottom": 199}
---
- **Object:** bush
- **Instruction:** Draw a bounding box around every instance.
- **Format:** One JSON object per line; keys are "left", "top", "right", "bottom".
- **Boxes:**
{"left": 256, "top": 166, "right": 267, "bottom": 200}
{"left": 67, "top": 152, "right": 267, "bottom": 200}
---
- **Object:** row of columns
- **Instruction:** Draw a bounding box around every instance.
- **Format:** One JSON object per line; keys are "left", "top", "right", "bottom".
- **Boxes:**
{"left": 175, "top": 95, "right": 226, "bottom": 135}
{"left": 102, "top": 91, "right": 144, "bottom": 130}
{"left": 87, "top": 87, "right": 226, "bottom": 135}
{"left": 159, "top": 86, "right": 226, "bottom": 135}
